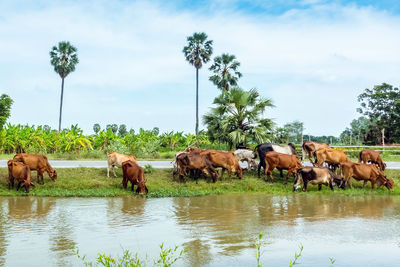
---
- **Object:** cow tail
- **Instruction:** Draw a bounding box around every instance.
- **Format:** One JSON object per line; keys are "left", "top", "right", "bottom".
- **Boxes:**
{"left": 358, "top": 151, "right": 362, "bottom": 163}
{"left": 253, "top": 144, "right": 261, "bottom": 159}
{"left": 328, "top": 169, "right": 342, "bottom": 182}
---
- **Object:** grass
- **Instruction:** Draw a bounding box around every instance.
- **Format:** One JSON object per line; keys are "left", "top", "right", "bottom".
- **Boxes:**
{"left": 1, "top": 167, "right": 399, "bottom": 197}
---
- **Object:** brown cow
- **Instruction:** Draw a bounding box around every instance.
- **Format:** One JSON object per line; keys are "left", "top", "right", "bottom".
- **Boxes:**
{"left": 314, "top": 148, "right": 349, "bottom": 171}
{"left": 176, "top": 151, "right": 218, "bottom": 183}
{"left": 121, "top": 160, "right": 148, "bottom": 194}
{"left": 264, "top": 151, "right": 302, "bottom": 183}
{"left": 358, "top": 149, "right": 386, "bottom": 171}
{"left": 204, "top": 150, "right": 243, "bottom": 181}
{"left": 7, "top": 160, "right": 35, "bottom": 193}
{"left": 107, "top": 152, "right": 137, "bottom": 177}
{"left": 13, "top": 153, "right": 57, "bottom": 184}
{"left": 341, "top": 162, "right": 394, "bottom": 190}
{"left": 302, "top": 141, "right": 330, "bottom": 164}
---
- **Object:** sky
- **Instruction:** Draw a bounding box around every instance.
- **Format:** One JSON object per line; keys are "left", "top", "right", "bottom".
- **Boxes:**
{"left": 0, "top": 0, "right": 399, "bottom": 136}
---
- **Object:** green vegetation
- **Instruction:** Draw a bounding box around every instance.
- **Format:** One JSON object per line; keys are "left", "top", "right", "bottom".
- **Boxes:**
{"left": 0, "top": 167, "right": 399, "bottom": 197}
{"left": 209, "top": 53, "right": 242, "bottom": 91}
{"left": 182, "top": 32, "right": 213, "bottom": 135}
{"left": 341, "top": 83, "right": 400, "bottom": 145}
{"left": 0, "top": 94, "right": 13, "bottom": 130}
{"left": 49, "top": 41, "right": 79, "bottom": 131}
{"left": 203, "top": 87, "right": 274, "bottom": 148}
{"left": 75, "top": 243, "right": 185, "bottom": 267}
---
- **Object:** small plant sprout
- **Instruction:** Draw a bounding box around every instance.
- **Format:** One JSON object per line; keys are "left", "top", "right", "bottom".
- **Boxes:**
{"left": 289, "top": 243, "right": 303, "bottom": 267}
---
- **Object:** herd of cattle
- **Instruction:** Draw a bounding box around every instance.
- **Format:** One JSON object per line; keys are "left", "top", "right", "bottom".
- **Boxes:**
{"left": 173, "top": 141, "right": 394, "bottom": 192}
{"left": 5, "top": 141, "right": 395, "bottom": 194}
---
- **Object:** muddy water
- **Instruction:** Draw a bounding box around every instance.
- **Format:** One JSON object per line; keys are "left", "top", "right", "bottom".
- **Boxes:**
{"left": 0, "top": 194, "right": 399, "bottom": 266}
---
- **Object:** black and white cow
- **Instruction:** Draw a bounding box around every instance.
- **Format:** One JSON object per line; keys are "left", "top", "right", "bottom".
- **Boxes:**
{"left": 293, "top": 167, "right": 345, "bottom": 192}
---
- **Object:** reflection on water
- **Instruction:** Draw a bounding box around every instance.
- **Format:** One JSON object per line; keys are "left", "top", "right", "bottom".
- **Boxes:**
{"left": 0, "top": 194, "right": 398, "bottom": 266}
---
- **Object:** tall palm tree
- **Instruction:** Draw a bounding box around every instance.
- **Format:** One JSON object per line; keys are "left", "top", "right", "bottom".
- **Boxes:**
{"left": 183, "top": 32, "right": 213, "bottom": 135}
{"left": 50, "top": 41, "right": 79, "bottom": 131}
{"left": 209, "top": 53, "right": 242, "bottom": 91}
{"left": 203, "top": 87, "right": 274, "bottom": 148}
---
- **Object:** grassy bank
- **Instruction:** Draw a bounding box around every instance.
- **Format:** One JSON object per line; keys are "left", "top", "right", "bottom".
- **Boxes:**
{"left": 0, "top": 167, "right": 399, "bottom": 197}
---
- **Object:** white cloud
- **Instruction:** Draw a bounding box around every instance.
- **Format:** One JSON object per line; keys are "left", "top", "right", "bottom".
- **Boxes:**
{"left": 0, "top": 1, "right": 399, "bottom": 136}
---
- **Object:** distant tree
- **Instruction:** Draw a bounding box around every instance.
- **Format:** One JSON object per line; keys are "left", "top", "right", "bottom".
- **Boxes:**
{"left": 0, "top": 94, "right": 13, "bottom": 130}
{"left": 118, "top": 124, "right": 127, "bottom": 136}
{"left": 50, "top": 41, "right": 79, "bottom": 131}
{"left": 183, "top": 32, "right": 213, "bottom": 135}
{"left": 43, "top": 125, "right": 51, "bottom": 133}
{"left": 357, "top": 83, "right": 400, "bottom": 144}
{"left": 203, "top": 87, "right": 274, "bottom": 148}
{"left": 106, "top": 124, "right": 118, "bottom": 134}
{"left": 93, "top": 123, "right": 101, "bottom": 134}
{"left": 209, "top": 53, "right": 242, "bottom": 91}
{"left": 276, "top": 121, "right": 304, "bottom": 144}
{"left": 152, "top": 127, "right": 160, "bottom": 135}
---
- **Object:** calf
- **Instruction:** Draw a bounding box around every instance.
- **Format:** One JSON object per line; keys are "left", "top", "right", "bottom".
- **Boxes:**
{"left": 264, "top": 151, "right": 302, "bottom": 183}
{"left": 293, "top": 167, "right": 345, "bottom": 192}
{"left": 234, "top": 149, "right": 257, "bottom": 171}
{"left": 341, "top": 162, "right": 393, "bottom": 190}
{"left": 7, "top": 160, "right": 35, "bottom": 193}
{"left": 121, "top": 160, "right": 148, "bottom": 194}
{"left": 13, "top": 153, "right": 57, "bottom": 184}
{"left": 358, "top": 149, "right": 386, "bottom": 171}
{"left": 107, "top": 152, "right": 137, "bottom": 177}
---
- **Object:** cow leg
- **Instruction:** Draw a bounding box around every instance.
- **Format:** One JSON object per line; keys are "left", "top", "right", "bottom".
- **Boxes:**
{"left": 318, "top": 184, "right": 322, "bottom": 191}
{"left": 220, "top": 168, "right": 225, "bottom": 180}
{"left": 279, "top": 169, "right": 283, "bottom": 178}
{"left": 371, "top": 180, "right": 375, "bottom": 189}
{"left": 16, "top": 182, "right": 21, "bottom": 191}
{"left": 329, "top": 181, "right": 334, "bottom": 191}
{"left": 228, "top": 169, "right": 232, "bottom": 182}
{"left": 112, "top": 165, "right": 117, "bottom": 177}
{"left": 363, "top": 180, "right": 367, "bottom": 188}
{"left": 303, "top": 181, "right": 308, "bottom": 192}
{"left": 131, "top": 182, "right": 134, "bottom": 192}
{"left": 107, "top": 164, "right": 110, "bottom": 177}
{"left": 258, "top": 161, "right": 265, "bottom": 178}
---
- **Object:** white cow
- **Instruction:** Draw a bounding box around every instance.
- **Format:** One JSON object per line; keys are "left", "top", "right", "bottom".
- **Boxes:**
{"left": 107, "top": 152, "right": 137, "bottom": 177}
{"left": 234, "top": 149, "right": 257, "bottom": 171}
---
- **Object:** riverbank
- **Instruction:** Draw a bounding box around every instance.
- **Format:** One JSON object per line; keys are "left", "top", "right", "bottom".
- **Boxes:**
{"left": 0, "top": 168, "right": 399, "bottom": 197}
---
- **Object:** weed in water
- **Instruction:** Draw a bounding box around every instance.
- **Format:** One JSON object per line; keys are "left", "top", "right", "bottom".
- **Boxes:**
{"left": 254, "top": 232, "right": 264, "bottom": 267}
{"left": 289, "top": 243, "right": 303, "bottom": 267}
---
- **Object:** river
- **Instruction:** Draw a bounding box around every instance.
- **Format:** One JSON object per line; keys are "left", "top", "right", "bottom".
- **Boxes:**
{"left": 0, "top": 194, "right": 399, "bottom": 266}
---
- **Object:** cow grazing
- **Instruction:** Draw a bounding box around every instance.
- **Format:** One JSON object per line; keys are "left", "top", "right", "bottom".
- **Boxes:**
{"left": 176, "top": 151, "right": 218, "bottom": 183}
{"left": 314, "top": 148, "right": 349, "bottom": 171}
{"left": 293, "top": 167, "right": 345, "bottom": 192}
{"left": 172, "top": 151, "right": 185, "bottom": 178}
{"left": 121, "top": 160, "right": 148, "bottom": 194}
{"left": 358, "top": 149, "right": 386, "bottom": 171}
{"left": 264, "top": 151, "right": 303, "bottom": 183}
{"left": 255, "top": 143, "right": 297, "bottom": 178}
{"left": 13, "top": 153, "right": 57, "bottom": 184}
{"left": 302, "top": 141, "right": 330, "bottom": 164}
{"left": 7, "top": 160, "right": 35, "bottom": 193}
{"left": 341, "top": 162, "right": 393, "bottom": 190}
{"left": 206, "top": 150, "right": 243, "bottom": 181}
{"left": 107, "top": 152, "right": 137, "bottom": 177}
{"left": 234, "top": 149, "right": 257, "bottom": 171}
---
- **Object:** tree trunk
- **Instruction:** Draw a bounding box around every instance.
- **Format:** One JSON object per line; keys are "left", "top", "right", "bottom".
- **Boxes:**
{"left": 58, "top": 77, "right": 65, "bottom": 132}
{"left": 195, "top": 68, "right": 199, "bottom": 135}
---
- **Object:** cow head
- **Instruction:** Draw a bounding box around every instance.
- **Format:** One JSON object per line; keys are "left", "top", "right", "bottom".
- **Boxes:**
{"left": 377, "top": 175, "right": 394, "bottom": 190}
{"left": 23, "top": 180, "right": 35, "bottom": 193}
{"left": 333, "top": 177, "right": 346, "bottom": 190}
{"left": 136, "top": 181, "right": 148, "bottom": 194}
{"left": 50, "top": 169, "right": 57, "bottom": 181}
{"left": 236, "top": 165, "right": 243, "bottom": 180}
{"left": 382, "top": 163, "right": 387, "bottom": 171}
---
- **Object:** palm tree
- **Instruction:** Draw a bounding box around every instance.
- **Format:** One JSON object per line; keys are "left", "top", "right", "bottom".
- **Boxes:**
{"left": 203, "top": 87, "right": 274, "bottom": 148}
{"left": 209, "top": 53, "right": 242, "bottom": 91}
{"left": 50, "top": 41, "right": 79, "bottom": 131}
{"left": 183, "top": 32, "right": 213, "bottom": 135}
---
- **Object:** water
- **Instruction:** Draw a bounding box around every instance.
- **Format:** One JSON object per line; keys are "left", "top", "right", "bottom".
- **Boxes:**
{"left": 0, "top": 194, "right": 399, "bottom": 266}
